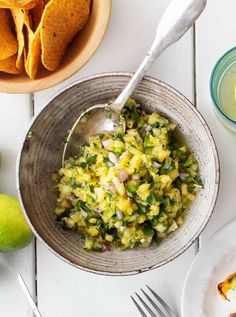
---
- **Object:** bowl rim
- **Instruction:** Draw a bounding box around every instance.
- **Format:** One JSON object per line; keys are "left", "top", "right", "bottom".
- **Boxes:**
{"left": 210, "top": 46, "right": 236, "bottom": 125}
{"left": 0, "top": 0, "right": 111, "bottom": 94}
{"left": 16, "top": 72, "right": 220, "bottom": 276}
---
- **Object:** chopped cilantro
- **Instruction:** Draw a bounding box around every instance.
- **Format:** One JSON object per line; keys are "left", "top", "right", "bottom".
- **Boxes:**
{"left": 161, "top": 163, "right": 174, "bottom": 174}
{"left": 86, "top": 155, "right": 97, "bottom": 165}
{"left": 142, "top": 225, "right": 154, "bottom": 237}
{"left": 146, "top": 192, "right": 157, "bottom": 204}
{"left": 69, "top": 177, "right": 78, "bottom": 189}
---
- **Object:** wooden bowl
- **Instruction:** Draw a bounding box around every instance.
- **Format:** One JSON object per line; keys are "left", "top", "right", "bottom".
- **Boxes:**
{"left": 17, "top": 73, "right": 220, "bottom": 276}
{"left": 0, "top": 0, "right": 111, "bottom": 94}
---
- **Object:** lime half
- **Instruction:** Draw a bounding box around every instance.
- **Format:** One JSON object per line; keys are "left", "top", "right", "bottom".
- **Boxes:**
{"left": 0, "top": 194, "right": 34, "bottom": 252}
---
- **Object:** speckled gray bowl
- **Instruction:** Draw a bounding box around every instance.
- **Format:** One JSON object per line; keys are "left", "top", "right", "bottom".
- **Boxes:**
{"left": 17, "top": 73, "right": 220, "bottom": 276}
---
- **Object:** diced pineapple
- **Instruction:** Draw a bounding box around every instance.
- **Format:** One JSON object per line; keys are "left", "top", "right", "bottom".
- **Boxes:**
{"left": 141, "top": 153, "right": 151, "bottom": 167}
{"left": 58, "top": 184, "right": 72, "bottom": 195}
{"left": 176, "top": 216, "right": 184, "bottom": 226}
{"left": 60, "top": 199, "right": 71, "bottom": 208}
{"left": 83, "top": 173, "right": 91, "bottom": 182}
{"left": 117, "top": 197, "right": 133, "bottom": 214}
{"left": 107, "top": 167, "right": 116, "bottom": 180}
{"left": 119, "top": 153, "right": 130, "bottom": 168}
{"left": 128, "top": 147, "right": 142, "bottom": 156}
{"left": 155, "top": 223, "right": 167, "bottom": 233}
{"left": 96, "top": 154, "right": 104, "bottom": 164}
{"left": 123, "top": 134, "right": 135, "bottom": 143}
{"left": 64, "top": 218, "right": 75, "bottom": 229}
{"left": 149, "top": 204, "right": 160, "bottom": 217}
{"left": 181, "top": 183, "right": 188, "bottom": 196}
{"left": 148, "top": 113, "right": 160, "bottom": 125}
{"left": 114, "top": 140, "right": 125, "bottom": 149}
{"left": 135, "top": 229, "right": 144, "bottom": 240}
{"left": 62, "top": 169, "right": 74, "bottom": 178}
{"left": 152, "top": 128, "right": 160, "bottom": 137}
{"left": 129, "top": 154, "right": 142, "bottom": 170}
{"left": 121, "top": 228, "right": 132, "bottom": 245}
{"left": 117, "top": 183, "right": 126, "bottom": 196}
{"left": 70, "top": 212, "right": 82, "bottom": 222}
{"left": 167, "top": 221, "right": 178, "bottom": 233}
{"left": 137, "top": 184, "right": 150, "bottom": 201}
{"left": 55, "top": 206, "right": 65, "bottom": 215}
{"left": 138, "top": 214, "right": 146, "bottom": 224}
{"left": 169, "top": 169, "right": 179, "bottom": 180}
{"left": 74, "top": 188, "right": 86, "bottom": 201}
{"left": 84, "top": 239, "right": 93, "bottom": 249}
{"left": 88, "top": 218, "right": 97, "bottom": 224}
{"left": 159, "top": 175, "right": 172, "bottom": 189}
{"left": 156, "top": 149, "right": 168, "bottom": 162}
{"left": 102, "top": 209, "right": 115, "bottom": 222}
{"left": 94, "top": 187, "right": 105, "bottom": 202}
{"left": 105, "top": 234, "right": 114, "bottom": 242}
{"left": 149, "top": 135, "right": 160, "bottom": 146}
{"left": 87, "top": 226, "right": 99, "bottom": 236}
{"left": 187, "top": 193, "right": 196, "bottom": 201}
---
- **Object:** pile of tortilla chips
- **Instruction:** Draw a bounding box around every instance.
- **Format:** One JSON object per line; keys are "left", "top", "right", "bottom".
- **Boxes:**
{"left": 0, "top": 0, "right": 90, "bottom": 79}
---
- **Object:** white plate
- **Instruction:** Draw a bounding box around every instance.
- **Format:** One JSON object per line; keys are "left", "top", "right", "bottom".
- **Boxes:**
{"left": 182, "top": 220, "right": 236, "bottom": 317}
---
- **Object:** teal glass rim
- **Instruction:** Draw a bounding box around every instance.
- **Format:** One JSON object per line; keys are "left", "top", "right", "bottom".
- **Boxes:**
{"left": 210, "top": 46, "right": 236, "bottom": 125}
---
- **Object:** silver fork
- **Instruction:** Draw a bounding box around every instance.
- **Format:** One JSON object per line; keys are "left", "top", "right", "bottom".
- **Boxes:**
{"left": 131, "top": 285, "right": 178, "bottom": 317}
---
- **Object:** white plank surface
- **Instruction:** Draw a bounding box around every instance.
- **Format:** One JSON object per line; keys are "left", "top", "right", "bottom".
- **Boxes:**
{"left": 34, "top": 0, "right": 194, "bottom": 106}
{"left": 195, "top": 0, "right": 236, "bottom": 242}
{"left": 37, "top": 246, "right": 195, "bottom": 317}
{"left": 34, "top": 1, "right": 196, "bottom": 316}
{"left": 0, "top": 94, "right": 35, "bottom": 317}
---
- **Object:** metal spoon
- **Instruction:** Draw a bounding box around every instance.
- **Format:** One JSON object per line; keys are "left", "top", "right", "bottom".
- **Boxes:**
{"left": 63, "top": 0, "right": 207, "bottom": 164}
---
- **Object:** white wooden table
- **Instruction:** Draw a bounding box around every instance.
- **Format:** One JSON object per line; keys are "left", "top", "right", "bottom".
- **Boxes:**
{"left": 0, "top": 1, "right": 235, "bottom": 316}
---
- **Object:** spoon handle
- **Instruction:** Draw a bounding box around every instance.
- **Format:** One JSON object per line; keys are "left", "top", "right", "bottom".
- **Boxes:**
{"left": 110, "top": 0, "right": 206, "bottom": 112}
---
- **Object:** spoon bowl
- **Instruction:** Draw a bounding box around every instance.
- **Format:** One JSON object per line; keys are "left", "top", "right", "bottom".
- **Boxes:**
{"left": 63, "top": 104, "right": 125, "bottom": 162}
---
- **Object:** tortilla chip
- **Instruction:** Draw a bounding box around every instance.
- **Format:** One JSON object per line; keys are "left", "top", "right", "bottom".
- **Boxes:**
{"left": 0, "top": 54, "right": 22, "bottom": 74}
{"left": 0, "top": 0, "right": 37, "bottom": 9}
{"left": 30, "top": 0, "right": 44, "bottom": 31}
{"left": 41, "top": 0, "right": 90, "bottom": 71}
{"left": 11, "top": 8, "right": 25, "bottom": 70}
{"left": 0, "top": 9, "right": 18, "bottom": 60}
{"left": 86, "top": 0, "right": 91, "bottom": 8}
{"left": 25, "top": 25, "right": 41, "bottom": 79}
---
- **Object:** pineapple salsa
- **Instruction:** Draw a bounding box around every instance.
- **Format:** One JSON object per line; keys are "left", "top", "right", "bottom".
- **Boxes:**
{"left": 54, "top": 99, "right": 202, "bottom": 251}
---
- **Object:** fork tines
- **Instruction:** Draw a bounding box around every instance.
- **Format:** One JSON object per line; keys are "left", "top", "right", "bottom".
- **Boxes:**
{"left": 131, "top": 285, "right": 176, "bottom": 317}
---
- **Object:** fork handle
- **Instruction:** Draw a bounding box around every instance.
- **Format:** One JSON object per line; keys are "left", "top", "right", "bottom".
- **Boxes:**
{"left": 110, "top": 0, "right": 207, "bottom": 113}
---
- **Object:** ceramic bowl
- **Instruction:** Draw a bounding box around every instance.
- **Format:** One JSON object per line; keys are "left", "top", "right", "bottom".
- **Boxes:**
{"left": 0, "top": 0, "right": 111, "bottom": 94}
{"left": 17, "top": 73, "right": 220, "bottom": 276}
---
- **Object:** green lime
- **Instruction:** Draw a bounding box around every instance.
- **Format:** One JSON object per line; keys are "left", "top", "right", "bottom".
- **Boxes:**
{"left": 0, "top": 194, "right": 34, "bottom": 252}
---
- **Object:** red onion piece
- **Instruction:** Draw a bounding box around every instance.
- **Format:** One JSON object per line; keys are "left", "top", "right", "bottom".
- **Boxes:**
{"left": 116, "top": 210, "right": 123, "bottom": 220}
{"left": 112, "top": 177, "right": 121, "bottom": 189}
{"left": 108, "top": 152, "right": 118, "bottom": 164}
{"left": 102, "top": 139, "right": 112, "bottom": 148}
{"left": 119, "top": 169, "right": 129, "bottom": 182}
{"left": 101, "top": 243, "right": 109, "bottom": 252}
{"left": 152, "top": 162, "right": 161, "bottom": 169}
{"left": 95, "top": 208, "right": 102, "bottom": 214}
{"left": 179, "top": 173, "right": 189, "bottom": 180}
